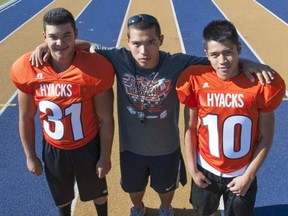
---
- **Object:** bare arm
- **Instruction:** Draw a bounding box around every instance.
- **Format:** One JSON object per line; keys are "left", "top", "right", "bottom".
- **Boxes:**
{"left": 29, "top": 43, "right": 49, "bottom": 67}
{"left": 239, "top": 58, "right": 275, "bottom": 84}
{"left": 184, "top": 106, "right": 211, "bottom": 188}
{"left": 228, "top": 111, "right": 275, "bottom": 196}
{"left": 29, "top": 39, "right": 95, "bottom": 66}
{"left": 30, "top": 40, "right": 274, "bottom": 84}
{"left": 93, "top": 88, "right": 114, "bottom": 178}
{"left": 18, "top": 91, "right": 43, "bottom": 176}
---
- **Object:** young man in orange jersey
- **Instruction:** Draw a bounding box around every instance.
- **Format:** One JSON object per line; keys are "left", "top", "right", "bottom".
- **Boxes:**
{"left": 10, "top": 8, "right": 114, "bottom": 216}
{"left": 176, "top": 20, "right": 286, "bottom": 216}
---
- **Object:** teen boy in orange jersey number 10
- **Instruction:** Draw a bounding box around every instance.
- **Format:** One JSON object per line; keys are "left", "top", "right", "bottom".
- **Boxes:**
{"left": 10, "top": 8, "right": 115, "bottom": 216}
{"left": 176, "top": 20, "right": 286, "bottom": 216}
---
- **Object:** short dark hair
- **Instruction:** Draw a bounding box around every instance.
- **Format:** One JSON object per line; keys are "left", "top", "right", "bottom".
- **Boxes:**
{"left": 202, "top": 20, "right": 239, "bottom": 49}
{"left": 43, "top": 7, "right": 76, "bottom": 31}
{"left": 127, "top": 14, "right": 161, "bottom": 38}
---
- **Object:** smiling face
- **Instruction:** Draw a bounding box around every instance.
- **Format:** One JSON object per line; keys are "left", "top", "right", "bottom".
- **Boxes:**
{"left": 43, "top": 23, "right": 77, "bottom": 63}
{"left": 205, "top": 39, "right": 241, "bottom": 80}
{"left": 127, "top": 26, "right": 163, "bottom": 69}
{"left": 202, "top": 20, "right": 242, "bottom": 80}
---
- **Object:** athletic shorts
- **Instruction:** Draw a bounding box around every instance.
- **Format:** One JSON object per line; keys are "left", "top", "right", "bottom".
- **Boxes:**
{"left": 190, "top": 166, "right": 257, "bottom": 216}
{"left": 42, "top": 135, "right": 108, "bottom": 206}
{"left": 120, "top": 148, "right": 187, "bottom": 194}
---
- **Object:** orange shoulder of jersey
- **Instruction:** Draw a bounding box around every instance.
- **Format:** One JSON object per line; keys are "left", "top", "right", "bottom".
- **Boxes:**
{"left": 10, "top": 51, "right": 37, "bottom": 94}
{"left": 74, "top": 50, "right": 115, "bottom": 93}
{"left": 258, "top": 72, "right": 286, "bottom": 112}
{"left": 176, "top": 65, "right": 213, "bottom": 107}
{"left": 11, "top": 51, "right": 115, "bottom": 96}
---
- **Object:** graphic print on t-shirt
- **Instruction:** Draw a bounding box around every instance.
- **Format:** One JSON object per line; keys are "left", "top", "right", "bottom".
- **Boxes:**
{"left": 122, "top": 73, "right": 171, "bottom": 118}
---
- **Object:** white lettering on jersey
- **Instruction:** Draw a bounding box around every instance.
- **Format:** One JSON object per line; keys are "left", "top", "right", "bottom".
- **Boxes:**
{"left": 39, "top": 84, "right": 73, "bottom": 97}
{"left": 207, "top": 93, "right": 244, "bottom": 108}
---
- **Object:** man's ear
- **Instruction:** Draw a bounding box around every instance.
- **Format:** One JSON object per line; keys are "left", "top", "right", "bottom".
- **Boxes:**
{"left": 75, "top": 28, "right": 78, "bottom": 39}
{"left": 159, "top": 34, "right": 164, "bottom": 46}
{"left": 204, "top": 49, "right": 208, "bottom": 57}
{"left": 237, "top": 42, "right": 242, "bottom": 54}
{"left": 42, "top": 31, "right": 46, "bottom": 39}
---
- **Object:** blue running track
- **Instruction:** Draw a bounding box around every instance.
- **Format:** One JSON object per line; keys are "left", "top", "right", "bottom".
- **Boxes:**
{"left": 0, "top": 0, "right": 287, "bottom": 215}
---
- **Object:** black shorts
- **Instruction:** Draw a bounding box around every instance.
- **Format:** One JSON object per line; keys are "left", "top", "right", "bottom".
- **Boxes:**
{"left": 120, "top": 148, "right": 187, "bottom": 194}
{"left": 190, "top": 166, "right": 257, "bottom": 216}
{"left": 42, "top": 135, "right": 108, "bottom": 206}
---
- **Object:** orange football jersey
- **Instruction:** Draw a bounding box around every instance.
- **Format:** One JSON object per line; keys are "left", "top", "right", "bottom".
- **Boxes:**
{"left": 176, "top": 65, "right": 285, "bottom": 175}
{"left": 11, "top": 51, "right": 114, "bottom": 150}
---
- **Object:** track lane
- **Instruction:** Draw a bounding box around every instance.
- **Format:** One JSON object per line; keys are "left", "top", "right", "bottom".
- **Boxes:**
{"left": 256, "top": 0, "right": 288, "bottom": 24}
{"left": 1, "top": 0, "right": 287, "bottom": 215}
{"left": 213, "top": 0, "right": 288, "bottom": 84}
{"left": 0, "top": 0, "right": 53, "bottom": 41}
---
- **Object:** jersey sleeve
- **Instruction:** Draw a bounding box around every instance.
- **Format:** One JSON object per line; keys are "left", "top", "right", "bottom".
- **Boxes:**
{"left": 93, "top": 54, "right": 115, "bottom": 93}
{"left": 10, "top": 52, "right": 34, "bottom": 94}
{"left": 259, "top": 72, "right": 286, "bottom": 112}
{"left": 77, "top": 51, "right": 115, "bottom": 94}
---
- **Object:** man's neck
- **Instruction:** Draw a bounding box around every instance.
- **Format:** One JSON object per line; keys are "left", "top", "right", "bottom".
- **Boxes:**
{"left": 49, "top": 51, "right": 75, "bottom": 73}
